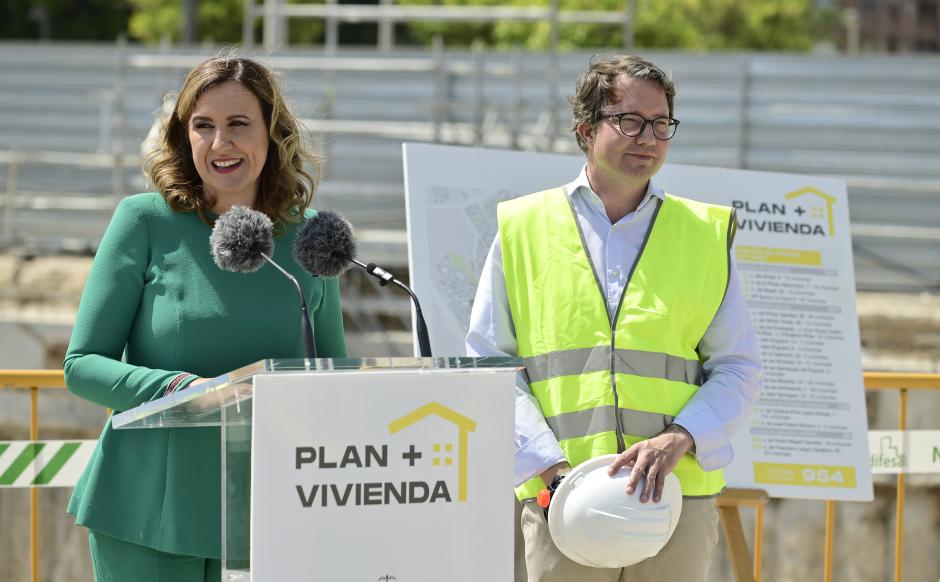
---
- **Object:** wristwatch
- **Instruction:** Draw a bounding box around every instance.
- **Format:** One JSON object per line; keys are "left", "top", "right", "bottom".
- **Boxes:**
{"left": 536, "top": 472, "right": 566, "bottom": 520}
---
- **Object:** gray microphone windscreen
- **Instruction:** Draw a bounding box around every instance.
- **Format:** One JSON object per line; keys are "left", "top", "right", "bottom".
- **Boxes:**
{"left": 210, "top": 205, "right": 275, "bottom": 273}
{"left": 293, "top": 210, "right": 357, "bottom": 277}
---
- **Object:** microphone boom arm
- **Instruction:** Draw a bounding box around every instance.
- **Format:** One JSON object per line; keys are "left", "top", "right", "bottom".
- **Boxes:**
{"left": 352, "top": 259, "right": 432, "bottom": 358}
{"left": 262, "top": 253, "right": 317, "bottom": 359}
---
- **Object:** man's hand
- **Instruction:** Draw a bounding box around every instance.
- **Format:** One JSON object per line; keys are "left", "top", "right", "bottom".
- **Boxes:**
{"left": 606, "top": 425, "right": 695, "bottom": 504}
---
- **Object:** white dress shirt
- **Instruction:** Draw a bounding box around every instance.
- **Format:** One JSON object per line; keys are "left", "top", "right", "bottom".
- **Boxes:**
{"left": 466, "top": 167, "right": 762, "bottom": 486}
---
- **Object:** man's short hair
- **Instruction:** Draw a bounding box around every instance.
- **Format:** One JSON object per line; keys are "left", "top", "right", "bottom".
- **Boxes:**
{"left": 569, "top": 55, "right": 677, "bottom": 152}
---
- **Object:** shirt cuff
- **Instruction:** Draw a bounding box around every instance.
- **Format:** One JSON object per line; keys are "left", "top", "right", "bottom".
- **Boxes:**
{"left": 514, "top": 431, "right": 566, "bottom": 487}
{"left": 674, "top": 404, "right": 733, "bottom": 472}
{"left": 163, "top": 373, "right": 198, "bottom": 397}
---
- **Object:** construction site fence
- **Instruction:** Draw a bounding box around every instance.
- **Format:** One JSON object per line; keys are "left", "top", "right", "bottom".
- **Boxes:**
{"left": 0, "top": 370, "right": 937, "bottom": 582}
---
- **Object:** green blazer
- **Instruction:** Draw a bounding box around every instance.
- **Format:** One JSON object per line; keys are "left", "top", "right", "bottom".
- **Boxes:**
{"left": 65, "top": 193, "right": 347, "bottom": 558}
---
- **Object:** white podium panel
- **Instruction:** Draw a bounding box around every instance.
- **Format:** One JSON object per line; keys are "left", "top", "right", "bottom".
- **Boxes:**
{"left": 251, "top": 369, "right": 516, "bottom": 582}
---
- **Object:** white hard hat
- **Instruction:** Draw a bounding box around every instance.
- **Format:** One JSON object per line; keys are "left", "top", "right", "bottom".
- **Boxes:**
{"left": 547, "top": 454, "right": 683, "bottom": 568}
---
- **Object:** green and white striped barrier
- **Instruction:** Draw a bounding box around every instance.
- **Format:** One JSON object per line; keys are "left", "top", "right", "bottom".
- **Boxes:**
{"left": 0, "top": 440, "right": 96, "bottom": 488}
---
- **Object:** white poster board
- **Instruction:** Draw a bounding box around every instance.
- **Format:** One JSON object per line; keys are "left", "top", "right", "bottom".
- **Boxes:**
{"left": 403, "top": 142, "right": 873, "bottom": 501}
{"left": 251, "top": 369, "right": 516, "bottom": 581}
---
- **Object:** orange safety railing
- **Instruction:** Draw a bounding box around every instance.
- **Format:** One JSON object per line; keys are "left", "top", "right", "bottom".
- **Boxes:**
{"left": 823, "top": 373, "right": 940, "bottom": 582}
{"left": 1, "top": 370, "right": 938, "bottom": 582}
{"left": 747, "top": 372, "right": 939, "bottom": 582}
{"left": 0, "top": 371, "right": 68, "bottom": 582}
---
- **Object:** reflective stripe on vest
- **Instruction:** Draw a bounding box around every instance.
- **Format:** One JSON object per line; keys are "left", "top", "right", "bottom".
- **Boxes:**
{"left": 498, "top": 188, "right": 734, "bottom": 500}
{"left": 525, "top": 346, "right": 703, "bottom": 386}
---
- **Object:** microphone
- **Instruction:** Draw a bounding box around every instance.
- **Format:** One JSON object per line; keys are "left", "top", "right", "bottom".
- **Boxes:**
{"left": 293, "top": 211, "right": 433, "bottom": 358}
{"left": 210, "top": 205, "right": 317, "bottom": 359}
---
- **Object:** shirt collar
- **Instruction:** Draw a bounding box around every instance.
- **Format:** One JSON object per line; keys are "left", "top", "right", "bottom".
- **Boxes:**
{"left": 564, "top": 165, "right": 665, "bottom": 215}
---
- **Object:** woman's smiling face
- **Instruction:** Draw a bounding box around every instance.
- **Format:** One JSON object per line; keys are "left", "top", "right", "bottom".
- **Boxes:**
{"left": 187, "top": 80, "right": 269, "bottom": 210}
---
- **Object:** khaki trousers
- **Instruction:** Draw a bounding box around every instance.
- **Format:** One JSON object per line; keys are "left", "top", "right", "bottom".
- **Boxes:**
{"left": 520, "top": 497, "right": 719, "bottom": 582}
{"left": 515, "top": 499, "right": 529, "bottom": 582}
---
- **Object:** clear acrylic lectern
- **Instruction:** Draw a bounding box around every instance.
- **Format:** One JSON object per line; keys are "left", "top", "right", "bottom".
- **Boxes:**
{"left": 112, "top": 357, "right": 520, "bottom": 581}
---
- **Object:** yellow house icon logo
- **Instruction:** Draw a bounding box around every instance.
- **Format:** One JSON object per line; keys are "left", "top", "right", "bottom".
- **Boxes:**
{"left": 388, "top": 402, "right": 477, "bottom": 502}
{"left": 784, "top": 187, "right": 837, "bottom": 237}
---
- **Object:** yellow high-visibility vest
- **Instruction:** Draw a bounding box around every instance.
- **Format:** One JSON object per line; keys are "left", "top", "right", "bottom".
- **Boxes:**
{"left": 498, "top": 188, "right": 735, "bottom": 501}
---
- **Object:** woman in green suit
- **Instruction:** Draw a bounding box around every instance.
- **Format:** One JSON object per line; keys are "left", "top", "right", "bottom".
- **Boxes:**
{"left": 64, "top": 56, "right": 347, "bottom": 582}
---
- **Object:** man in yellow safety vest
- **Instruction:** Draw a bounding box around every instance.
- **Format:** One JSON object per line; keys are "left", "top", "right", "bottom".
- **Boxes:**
{"left": 467, "top": 55, "right": 762, "bottom": 581}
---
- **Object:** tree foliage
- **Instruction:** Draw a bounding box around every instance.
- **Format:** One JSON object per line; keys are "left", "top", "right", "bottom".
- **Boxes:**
{"left": 1, "top": 0, "right": 130, "bottom": 40}
{"left": 400, "top": 0, "right": 837, "bottom": 51}
{"left": 2, "top": 0, "right": 837, "bottom": 51}
{"left": 128, "top": 0, "right": 240, "bottom": 44}
{"left": 127, "top": 0, "right": 324, "bottom": 45}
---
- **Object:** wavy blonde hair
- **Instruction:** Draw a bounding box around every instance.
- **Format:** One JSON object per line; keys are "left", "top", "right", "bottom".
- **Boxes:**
{"left": 144, "top": 55, "right": 318, "bottom": 229}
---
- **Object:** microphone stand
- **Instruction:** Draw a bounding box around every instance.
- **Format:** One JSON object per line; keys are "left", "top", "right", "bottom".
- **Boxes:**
{"left": 262, "top": 254, "right": 317, "bottom": 359}
{"left": 352, "top": 259, "right": 432, "bottom": 358}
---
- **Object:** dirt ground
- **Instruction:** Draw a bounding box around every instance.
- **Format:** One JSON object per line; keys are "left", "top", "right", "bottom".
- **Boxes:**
{"left": 1, "top": 252, "right": 938, "bottom": 371}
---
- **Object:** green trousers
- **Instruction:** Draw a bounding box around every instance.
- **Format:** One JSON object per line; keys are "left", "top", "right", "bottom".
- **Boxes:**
{"left": 88, "top": 530, "right": 221, "bottom": 582}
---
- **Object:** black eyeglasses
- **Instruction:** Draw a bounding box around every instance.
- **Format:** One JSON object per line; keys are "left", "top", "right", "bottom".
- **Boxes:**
{"left": 595, "top": 112, "right": 680, "bottom": 141}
